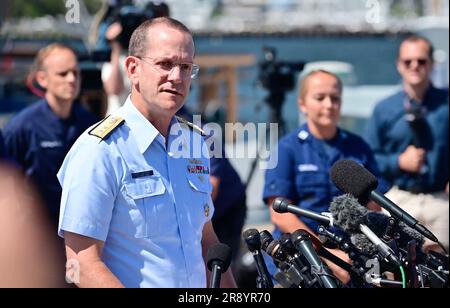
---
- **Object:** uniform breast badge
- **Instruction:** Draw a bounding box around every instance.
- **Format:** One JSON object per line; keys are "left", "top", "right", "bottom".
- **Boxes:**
{"left": 203, "top": 203, "right": 210, "bottom": 218}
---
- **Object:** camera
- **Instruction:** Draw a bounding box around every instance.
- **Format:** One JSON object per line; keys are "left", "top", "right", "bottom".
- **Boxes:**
{"left": 258, "top": 47, "right": 305, "bottom": 129}
{"left": 113, "top": 1, "right": 170, "bottom": 49}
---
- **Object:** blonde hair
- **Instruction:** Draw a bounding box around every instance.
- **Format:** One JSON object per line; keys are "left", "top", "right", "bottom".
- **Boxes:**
{"left": 30, "top": 43, "right": 76, "bottom": 73}
{"left": 299, "top": 70, "right": 343, "bottom": 101}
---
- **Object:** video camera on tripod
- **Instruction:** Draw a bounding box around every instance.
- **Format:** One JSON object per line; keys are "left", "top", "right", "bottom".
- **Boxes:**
{"left": 258, "top": 46, "right": 305, "bottom": 133}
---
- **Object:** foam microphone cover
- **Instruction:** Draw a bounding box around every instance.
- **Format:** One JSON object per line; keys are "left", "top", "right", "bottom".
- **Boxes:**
{"left": 330, "top": 159, "right": 378, "bottom": 203}
{"left": 207, "top": 243, "right": 232, "bottom": 273}
{"left": 329, "top": 194, "right": 368, "bottom": 232}
{"left": 350, "top": 234, "right": 377, "bottom": 256}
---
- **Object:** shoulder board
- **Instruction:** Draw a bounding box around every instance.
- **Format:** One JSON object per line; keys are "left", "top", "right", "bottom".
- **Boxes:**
{"left": 176, "top": 116, "right": 205, "bottom": 136}
{"left": 89, "top": 115, "right": 125, "bottom": 140}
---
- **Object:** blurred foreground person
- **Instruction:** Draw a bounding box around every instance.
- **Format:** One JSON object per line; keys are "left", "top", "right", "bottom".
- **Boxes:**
{"left": 0, "top": 163, "right": 66, "bottom": 288}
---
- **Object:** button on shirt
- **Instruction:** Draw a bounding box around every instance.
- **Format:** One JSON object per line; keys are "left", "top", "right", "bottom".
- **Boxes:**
{"left": 364, "top": 86, "right": 449, "bottom": 193}
{"left": 263, "top": 124, "right": 390, "bottom": 234}
{"left": 2, "top": 100, "right": 98, "bottom": 222}
{"left": 58, "top": 98, "right": 214, "bottom": 288}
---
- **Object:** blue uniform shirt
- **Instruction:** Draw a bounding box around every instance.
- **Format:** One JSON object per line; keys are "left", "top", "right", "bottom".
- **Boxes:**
{"left": 2, "top": 100, "right": 98, "bottom": 222}
{"left": 58, "top": 98, "right": 214, "bottom": 288}
{"left": 210, "top": 156, "right": 246, "bottom": 218}
{"left": 263, "top": 123, "right": 390, "bottom": 234}
{"left": 0, "top": 129, "right": 5, "bottom": 159}
{"left": 364, "top": 86, "right": 449, "bottom": 193}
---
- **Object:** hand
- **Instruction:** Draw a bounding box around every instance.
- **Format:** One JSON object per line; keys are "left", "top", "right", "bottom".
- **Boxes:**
{"left": 323, "top": 248, "right": 351, "bottom": 285}
{"left": 105, "top": 22, "right": 122, "bottom": 41}
{"left": 398, "top": 145, "right": 426, "bottom": 173}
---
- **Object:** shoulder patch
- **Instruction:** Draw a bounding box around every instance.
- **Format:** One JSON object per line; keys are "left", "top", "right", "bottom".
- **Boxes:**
{"left": 89, "top": 115, "right": 125, "bottom": 140}
{"left": 176, "top": 116, "right": 205, "bottom": 136}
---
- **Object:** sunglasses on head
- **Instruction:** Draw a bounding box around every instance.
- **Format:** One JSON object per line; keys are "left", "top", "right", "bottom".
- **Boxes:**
{"left": 402, "top": 58, "right": 429, "bottom": 67}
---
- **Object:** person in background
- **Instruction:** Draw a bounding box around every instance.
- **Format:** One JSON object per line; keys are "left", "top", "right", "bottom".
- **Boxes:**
{"left": 263, "top": 70, "right": 390, "bottom": 284}
{"left": 364, "top": 35, "right": 448, "bottom": 253}
{"left": 0, "top": 130, "right": 5, "bottom": 159}
{"left": 99, "top": 1, "right": 170, "bottom": 115}
{"left": 57, "top": 17, "right": 236, "bottom": 288}
{"left": 2, "top": 43, "right": 98, "bottom": 226}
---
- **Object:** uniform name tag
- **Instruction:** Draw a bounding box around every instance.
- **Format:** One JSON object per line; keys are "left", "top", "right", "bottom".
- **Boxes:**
{"left": 40, "top": 140, "right": 63, "bottom": 148}
{"left": 298, "top": 164, "right": 319, "bottom": 172}
{"left": 131, "top": 170, "right": 154, "bottom": 179}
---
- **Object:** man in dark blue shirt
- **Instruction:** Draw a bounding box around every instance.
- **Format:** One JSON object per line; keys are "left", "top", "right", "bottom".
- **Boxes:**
{"left": 0, "top": 130, "right": 5, "bottom": 159}
{"left": 365, "top": 36, "right": 449, "bottom": 252}
{"left": 3, "top": 43, "right": 98, "bottom": 225}
{"left": 209, "top": 155, "right": 246, "bottom": 261}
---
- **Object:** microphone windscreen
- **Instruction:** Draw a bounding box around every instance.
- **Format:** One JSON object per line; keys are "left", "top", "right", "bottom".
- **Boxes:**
{"left": 330, "top": 160, "right": 378, "bottom": 203}
{"left": 207, "top": 243, "right": 232, "bottom": 272}
{"left": 329, "top": 194, "right": 367, "bottom": 233}
{"left": 350, "top": 233, "right": 377, "bottom": 256}
{"left": 398, "top": 222, "right": 425, "bottom": 247}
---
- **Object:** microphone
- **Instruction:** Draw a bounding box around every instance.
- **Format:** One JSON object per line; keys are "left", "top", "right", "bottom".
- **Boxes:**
{"left": 259, "top": 230, "right": 274, "bottom": 252}
{"left": 291, "top": 230, "right": 338, "bottom": 288}
{"left": 330, "top": 159, "right": 438, "bottom": 243}
{"left": 272, "top": 197, "right": 332, "bottom": 226}
{"left": 207, "top": 243, "right": 232, "bottom": 288}
{"left": 243, "top": 229, "right": 274, "bottom": 288}
{"left": 329, "top": 194, "right": 401, "bottom": 266}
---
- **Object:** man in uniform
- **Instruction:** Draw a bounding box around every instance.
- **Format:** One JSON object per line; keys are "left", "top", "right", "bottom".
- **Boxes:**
{"left": 58, "top": 17, "right": 236, "bottom": 288}
{"left": 3, "top": 43, "right": 98, "bottom": 225}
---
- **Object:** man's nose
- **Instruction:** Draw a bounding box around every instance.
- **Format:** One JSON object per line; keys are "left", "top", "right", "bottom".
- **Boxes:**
{"left": 323, "top": 96, "right": 334, "bottom": 108}
{"left": 168, "top": 65, "right": 183, "bottom": 83}
{"left": 66, "top": 71, "right": 78, "bottom": 82}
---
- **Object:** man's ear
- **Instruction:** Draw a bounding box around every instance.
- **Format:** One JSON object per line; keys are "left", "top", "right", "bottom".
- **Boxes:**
{"left": 125, "top": 56, "right": 140, "bottom": 86}
{"left": 35, "top": 71, "right": 47, "bottom": 89}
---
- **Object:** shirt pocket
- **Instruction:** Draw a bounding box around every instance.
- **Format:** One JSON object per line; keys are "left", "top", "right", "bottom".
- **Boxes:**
{"left": 295, "top": 171, "right": 329, "bottom": 203}
{"left": 187, "top": 173, "right": 213, "bottom": 194}
{"left": 186, "top": 173, "right": 213, "bottom": 233}
{"left": 124, "top": 177, "right": 166, "bottom": 238}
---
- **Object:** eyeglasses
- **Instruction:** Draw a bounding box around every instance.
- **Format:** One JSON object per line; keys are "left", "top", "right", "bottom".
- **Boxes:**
{"left": 402, "top": 58, "right": 429, "bottom": 68}
{"left": 138, "top": 57, "right": 200, "bottom": 79}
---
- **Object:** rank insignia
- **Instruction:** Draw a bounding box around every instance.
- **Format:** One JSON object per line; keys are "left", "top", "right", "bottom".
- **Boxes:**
{"left": 89, "top": 115, "right": 124, "bottom": 140}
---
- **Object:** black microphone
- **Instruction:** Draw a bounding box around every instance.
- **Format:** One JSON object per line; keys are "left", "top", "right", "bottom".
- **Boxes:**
{"left": 364, "top": 210, "right": 424, "bottom": 248}
{"left": 259, "top": 230, "right": 274, "bottom": 252}
{"left": 330, "top": 159, "right": 438, "bottom": 243}
{"left": 243, "top": 229, "right": 274, "bottom": 288}
{"left": 272, "top": 197, "right": 332, "bottom": 226}
{"left": 207, "top": 243, "right": 232, "bottom": 288}
{"left": 291, "top": 230, "right": 338, "bottom": 288}
{"left": 329, "top": 194, "right": 401, "bottom": 266}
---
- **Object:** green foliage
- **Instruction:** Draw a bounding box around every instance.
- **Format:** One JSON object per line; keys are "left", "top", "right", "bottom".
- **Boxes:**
{"left": 84, "top": 0, "right": 103, "bottom": 14}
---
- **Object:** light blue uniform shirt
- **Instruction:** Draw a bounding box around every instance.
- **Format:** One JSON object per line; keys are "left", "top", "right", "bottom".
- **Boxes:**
{"left": 58, "top": 98, "right": 214, "bottom": 288}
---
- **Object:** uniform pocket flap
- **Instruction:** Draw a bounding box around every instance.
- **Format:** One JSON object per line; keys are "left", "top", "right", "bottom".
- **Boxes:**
{"left": 125, "top": 178, "right": 166, "bottom": 199}
{"left": 187, "top": 174, "right": 212, "bottom": 194}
